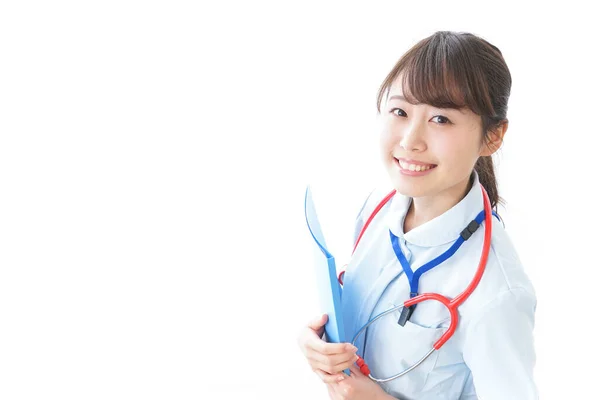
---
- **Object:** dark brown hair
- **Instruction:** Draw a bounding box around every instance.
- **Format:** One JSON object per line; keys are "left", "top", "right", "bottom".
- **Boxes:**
{"left": 376, "top": 31, "right": 511, "bottom": 211}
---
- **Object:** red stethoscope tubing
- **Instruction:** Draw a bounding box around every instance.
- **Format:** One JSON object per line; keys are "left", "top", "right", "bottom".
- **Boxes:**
{"left": 343, "top": 184, "right": 492, "bottom": 363}
{"left": 422, "top": 184, "right": 492, "bottom": 349}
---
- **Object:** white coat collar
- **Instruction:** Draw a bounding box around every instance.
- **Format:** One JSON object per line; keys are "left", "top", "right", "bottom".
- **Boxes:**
{"left": 384, "top": 171, "right": 485, "bottom": 247}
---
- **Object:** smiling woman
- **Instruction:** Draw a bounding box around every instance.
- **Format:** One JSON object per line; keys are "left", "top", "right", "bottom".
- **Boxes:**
{"left": 376, "top": 32, "right": 509, "bottom": 214}
{"left": 379, "top": 73, "right": 504, "bottom": 229}
{"left": 297, "top": 30, "right": 538, "bottom": 400}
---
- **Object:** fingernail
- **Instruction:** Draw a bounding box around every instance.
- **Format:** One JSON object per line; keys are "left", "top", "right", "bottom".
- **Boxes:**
{"left": 337, "top": 375, "right": 345, "bottom": 381}
{"left": 354, "top": 355, "right": 359, "bottom": 362}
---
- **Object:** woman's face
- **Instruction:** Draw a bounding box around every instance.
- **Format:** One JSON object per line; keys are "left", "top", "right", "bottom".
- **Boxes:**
{"left": 379, "top": 78, "right": 485, "bottom": 199}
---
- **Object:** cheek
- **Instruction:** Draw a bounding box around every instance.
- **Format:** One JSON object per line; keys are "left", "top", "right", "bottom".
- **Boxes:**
{"left": 431, "top": 136, "right": 476, "bottom": 163}
{"left": 378, "top": 129, "right": 392, "bottom": 153}
{"left": 444, "top": 139, "right": 481, "bottom": 170}
{"left": 378, "top": 116, "right": 394, "bottom": 139}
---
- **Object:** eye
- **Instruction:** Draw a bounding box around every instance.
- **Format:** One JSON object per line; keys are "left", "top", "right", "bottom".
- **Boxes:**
{"left": 432, "top": 115, "right": 451, "bottom": 125}
{"left": 390, "top": 108, "right": 406, "bottom": 117}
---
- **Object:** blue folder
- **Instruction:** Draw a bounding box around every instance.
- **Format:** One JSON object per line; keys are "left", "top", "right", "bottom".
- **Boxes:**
{"left": 304, "top": 186, "right": 348, "bottom": 367}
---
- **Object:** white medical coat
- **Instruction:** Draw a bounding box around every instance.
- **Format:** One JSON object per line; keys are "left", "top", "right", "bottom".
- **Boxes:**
{"left": 341, "top": 172, "right": 538, "bottom": 399}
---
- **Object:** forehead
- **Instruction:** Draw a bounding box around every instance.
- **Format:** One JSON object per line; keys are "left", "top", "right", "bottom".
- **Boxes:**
{"left": 387, "top": 77, "right": 474, "bottom": 117}
{"left": 388, "top": 78, "right": 410, "bottom": 98}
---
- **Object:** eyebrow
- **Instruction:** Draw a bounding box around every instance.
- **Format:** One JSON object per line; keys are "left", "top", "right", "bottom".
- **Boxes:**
{"left": 389, "top": 94, "right": 424, "bottom": 106}
{"left": 388, "top": 94, "right": 466, "bottom": 114}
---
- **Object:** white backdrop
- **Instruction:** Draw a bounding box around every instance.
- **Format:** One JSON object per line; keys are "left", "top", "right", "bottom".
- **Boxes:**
{"left": 1, "top": 1, "right": 598, "bottom": 399}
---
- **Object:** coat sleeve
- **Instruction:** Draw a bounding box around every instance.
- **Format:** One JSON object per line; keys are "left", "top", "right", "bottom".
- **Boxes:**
{"left": 462, "top": 287, "right": 539, "bottom": 399}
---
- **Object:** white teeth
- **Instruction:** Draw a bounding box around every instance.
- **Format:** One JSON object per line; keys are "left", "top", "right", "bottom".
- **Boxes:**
{"left": 398, "top": 160, "right": 433, "bottom": 172}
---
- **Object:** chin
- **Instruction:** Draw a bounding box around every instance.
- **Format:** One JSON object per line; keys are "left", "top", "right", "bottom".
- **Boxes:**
{"left": 386, "top": 165, "right": 439, "bottom": 198}
{"left": 396, "top": 184, "right": 430, "bottom": 198}
{"left": 388, "top": 176, "right": 426, "bottom": 198}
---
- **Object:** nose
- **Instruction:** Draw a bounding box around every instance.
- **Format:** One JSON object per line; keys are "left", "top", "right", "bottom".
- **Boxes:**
{"left": 398, "top": 120, "right": 427, "bottom": 152}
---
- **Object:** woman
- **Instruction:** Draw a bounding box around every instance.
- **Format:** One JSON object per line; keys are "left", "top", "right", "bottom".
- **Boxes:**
{"left": 298, "top": 31, "right": 538, "bottom": 399}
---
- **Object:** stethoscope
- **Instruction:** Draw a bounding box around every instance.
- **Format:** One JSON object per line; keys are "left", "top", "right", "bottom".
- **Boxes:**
{"left": 338, "top": 184, "right": 494, "bottom": 382}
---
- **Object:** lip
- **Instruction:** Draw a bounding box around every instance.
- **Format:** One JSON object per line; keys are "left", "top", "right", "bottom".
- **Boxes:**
{"left": 394, "top": 157, "right": 437, "bottom": 176}
{"left": 396, "top": 157, "right": 437, "bottom": 167}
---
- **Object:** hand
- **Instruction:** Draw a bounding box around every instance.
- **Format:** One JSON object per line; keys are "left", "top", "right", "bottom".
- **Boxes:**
{"left": 297, "top": 314, "right": 359, "bottom": 383}
{"left": 326, "top": 364, "right": 390, "bottom": 400}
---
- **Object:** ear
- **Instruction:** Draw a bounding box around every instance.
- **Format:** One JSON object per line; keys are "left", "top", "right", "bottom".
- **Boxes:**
{"left": 479, "top": 120, "right": 508, "bottom": 157}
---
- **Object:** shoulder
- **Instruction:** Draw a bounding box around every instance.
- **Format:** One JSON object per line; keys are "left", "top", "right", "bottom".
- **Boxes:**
{"left": 354, "top": 187, "right": 396, "bottom": 222}
{"left": 459, "top": 218, "right": 537, "bottom": 322}
{"left": 352, "top": 187, "right": 396, "bottom": 241}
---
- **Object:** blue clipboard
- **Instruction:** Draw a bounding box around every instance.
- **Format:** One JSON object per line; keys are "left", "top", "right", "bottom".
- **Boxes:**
{"left": 304, "top": 186, "right": 349, "bottom": 375}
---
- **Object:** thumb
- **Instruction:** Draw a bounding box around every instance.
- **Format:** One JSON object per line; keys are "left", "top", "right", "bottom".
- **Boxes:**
{"left": 308, "top": 313, "right": 328, "bottom": 331}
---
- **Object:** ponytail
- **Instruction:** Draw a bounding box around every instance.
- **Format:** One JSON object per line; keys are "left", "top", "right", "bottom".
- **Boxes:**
{"left": 474, "top": 155, "right": 501, "bottom": 211}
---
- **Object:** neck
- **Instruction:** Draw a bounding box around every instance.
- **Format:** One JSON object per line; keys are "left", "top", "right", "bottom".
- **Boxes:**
{"left": 403, "top": 175, "right": 473, "bottom": 234}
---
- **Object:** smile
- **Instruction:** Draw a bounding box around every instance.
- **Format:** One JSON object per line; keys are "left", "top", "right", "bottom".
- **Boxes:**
{"left": 396, "top": 159, "right": 437, "bottom": 172}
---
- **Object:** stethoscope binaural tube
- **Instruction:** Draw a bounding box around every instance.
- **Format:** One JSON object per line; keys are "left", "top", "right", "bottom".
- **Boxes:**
{"left": 351, "top": 184, "right": 494, "bottom": 381}
{"left": 349, "top": 303, "right": 436, "bottom": 382}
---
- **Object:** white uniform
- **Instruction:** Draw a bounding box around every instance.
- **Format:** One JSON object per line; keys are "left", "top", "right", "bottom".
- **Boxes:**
{"left": 341, "top": 171, "right": 538, "bottom": 399}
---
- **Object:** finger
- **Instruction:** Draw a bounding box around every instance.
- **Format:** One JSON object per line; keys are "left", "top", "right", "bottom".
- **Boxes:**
{"left": 307, "top": 337, "right": 357, "bottom": 356}
{"left": 307, "top": 352, "right": 359, "bottom": 374}
{"left": 307, "top": 314, "right": 328, "bottom": 331}
{"left": 349, "top": 363, "right": 361, "bottom": 377}
{"left": 309, "top": 356, "right": 357, "bottom": 375}
{"left": 298, "top": 326, "right": 338, "bottom": 356}
{"left": 314, "top": 368, "right": 347, "bottom": 384}
{"left": 306, "top": 347, "right": 358, "bottom": 366}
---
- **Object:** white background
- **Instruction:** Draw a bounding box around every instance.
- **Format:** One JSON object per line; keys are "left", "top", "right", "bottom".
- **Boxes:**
{"left": 1, "top": 1, "right": 598, "bottom": 399}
